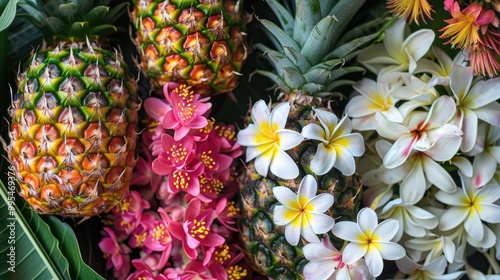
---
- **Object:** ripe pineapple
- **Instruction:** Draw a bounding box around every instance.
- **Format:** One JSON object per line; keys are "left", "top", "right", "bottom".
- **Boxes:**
{"left": 4, "top": 0, "right": 140, "bottom": 217}
{"left": 130, "top": 0, "right": 247, "bottom": 96}
{"left": 237, "top": 0, "right": 385, "bottom": 278}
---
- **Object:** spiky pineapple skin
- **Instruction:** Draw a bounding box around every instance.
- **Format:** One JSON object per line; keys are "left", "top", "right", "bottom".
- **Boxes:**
{"left": 130, "top": 0, "right": 247, "bottom": 96}
{"left": 6, "top": 43, "right": 140, "bottom": 217}
{"left": 238, "top": 104, "right": 362, "bottom": 280}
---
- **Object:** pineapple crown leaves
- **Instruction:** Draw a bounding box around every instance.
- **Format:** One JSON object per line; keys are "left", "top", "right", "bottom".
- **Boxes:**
{"left": 16, "top": 0, "right": 128, "bottom": 44}
{"left": 255, "top": 0, "right": 388, "bottom": 99}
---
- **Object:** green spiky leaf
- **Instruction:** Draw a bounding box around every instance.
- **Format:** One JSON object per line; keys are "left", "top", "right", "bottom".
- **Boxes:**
{"left": 42, "top": 16, "right": 65, "bottom": 35}
{"left": 293, "top": 0, "right": 322, "bottom": 46}
{"left": 262, "top": 49, "right": 298, "bottom": 72}
{"left": 265, "top": 0, "right": 294, "bottom": 37}
{"left": 58, "top": 2, "right": 78, "bottom": 23}
{"left": 303, "top": 68, "right": 331, "bottom": 85}
{"left": 259, "top": 18, "right": 300, "bottom": 51}
{"left": 301, "top": 15, "right": 337, "bottom": 64}
{"left": 281, "top": 67, "right": 306, "bottom": 88}
{"left": 283, "top": 46, "right": 311, "bottom": 73}
{"left": 329, "top": 0, "right": 367, "bottom": 45}
{"left": 327, "top": 32, "right": 379, "bottom": 60}
{"left": 83, "top": 6, "right": 109, "bottom": 23}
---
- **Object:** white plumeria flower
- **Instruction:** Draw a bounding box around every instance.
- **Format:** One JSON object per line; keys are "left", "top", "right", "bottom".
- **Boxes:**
{"left": 237, "top": 100, "right": 304, "bottom": 179}
{"left": 405, "top": 234, "right": 456, "bottom": 264}
{"left": 346, "top": 78, "right": 403, "bottom": 131}
{"left": 303, "top": 235, "right": 373, "bottom": 280}
{"left": 379, "top": 198, "right": 438, "bottom": 241}
{"left": 332, "top": 207, "right": 406, "bottom": 277}
{"left": 376, "top": 135, "right": 459, "bottom": 204}
{"left": 273, "top": 175, "right": 335, "bottom": 246}
{"left": 357, "top": 18, "right": 435, "bottom": 83}
{"left": 396, "top": 256, "right": 465, "bottom": 280}
{"left": 469, "top": 123, "right": 500, "bottom": 188}
{"left": 436, "top": 173, "right": 500, "bottom": 244}
{"left": 449, "top": 65, "right": 500, "bottom": 153}
{"left": 301, "top": 108, "right": 365, "bottom": 176}
{"left": 414, "top": 46, "right": 466, "bottom": 88}
{"left": 390, "top": 75, "right": 439, "bottom": 119}
{"left": 375, "top": 95, "right": 462, "bottom": 169}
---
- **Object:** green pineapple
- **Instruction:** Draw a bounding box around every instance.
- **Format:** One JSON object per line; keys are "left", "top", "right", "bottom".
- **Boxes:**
{"left": 130, "top": 0, "right": 248, "bottom": 96}
{"left": 237, "top": 0, "right": 385, "bottom": 278}
{"left": 4, "top": 0, "right": 140, "bottom": 217}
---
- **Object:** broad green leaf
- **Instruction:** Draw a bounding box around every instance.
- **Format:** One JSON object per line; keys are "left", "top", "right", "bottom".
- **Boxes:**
{"left": 103, "top": 2, "right": 128, "bottom": 23}
{"left": 44, "top": 216, "right": 105, "bottom": 280}
{"left": 264, "top": 0, "right": 294, "bottom": 37}
{"left": 0, "top": 179, "right": 68, "bottom": 280}
{"left": 303, "top": 68, "right": 331, "bottom": 84}
{"left": 42, "top": 16, "right": 65, "bottom": 35}
{"left": 0, "top": 0, "right": 19, "bottom": 32}
{"left": 0, "top": 179, "right": 104, "bottom": 280}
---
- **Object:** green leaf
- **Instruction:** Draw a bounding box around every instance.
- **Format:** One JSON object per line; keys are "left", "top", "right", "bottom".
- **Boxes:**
{"left": 44, "top": 216, "right": 105, "bottom": 280}
{"left": 58, "top": 2, "right": 79, "bottom": 23}
{"left": 103, "top": 2, "right": 128, "bottom": 23}
{"left": 0, "top": 179, "right": 104, "bottom": 280}
{"left": 264, "top": 0, "right": 294, "bottom": 37}
{"left": 42, "top": 16, "right": 65, "bottom": 35}
{"left": 328, "top": 0, "right": 367, "bottom": 45}
{"left": 326, "top": 32, "right": 379, "bottom": 60}
{"left": 258, "top": 18, "right": 300, "bottom": 52}
{"left": 281, "top": 67, "right": 306, "bottom": 88}
{"left": 0, "top": 0, "right": 19, "bottom": 32}
{"left": 301, "top": 15, "right": 337, "bottom": 64}
{"left": 292, "top": 0, "right": 322, "bottom": 46}
{"left": 283, "top": 46, "right": 311, "bottom": 73}
{"left": 83, "top": 6, "right": 109, "bottom": 23}
{"left": 262, "top": 49, "right": 298, "bottom": 73}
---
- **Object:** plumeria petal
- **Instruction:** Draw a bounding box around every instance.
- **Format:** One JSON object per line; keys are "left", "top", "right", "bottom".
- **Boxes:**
{"left": 450, "top": 65, "right": 473, "bottom": 102}
{"left": 276, "top": 129, "right": 304, "bottom": 150}
{"left": 303, "top": 259, "right": 336, "bottom": 280}
{"left": 465, "top": 78, "right": 500, "bottom": 109}
{"left": 236, "top": 125, "right": 264, "bottom": 146}
{"left": 376, "top": 241, "right": 405, "bottom": 260}
{"left": 307, "top": 212, "right": 335, "bottom": 234}
{"left": 302, "top": 123, "right": 327, "bottom": 142}
{"left": 472, "top": 152, "right": 497, "bottom": 188}
{"left": 372, "top": 219, "right": 399, "bottom": 241}
{"left": 298, "top": 174, "right": 319, "bottom": 202}
{"left": 273, "top": 186, "right": 300, "bottom": 210}
{"left": 284, "top": 217, "right": 302, "bottom": 246}
{"left": 333, "top": 145, "right": 357, "bottom": 176}
{"left": 464, "top": 209, "right": 484, "bottom": 241}
{"left": 476, "top": 204, "right": 500, "bottom": 224}
{"left": 251, "top": 100, "right": 271, "bottom": 127}
{"left": 301, "top": 219, "right": 321, "bottom": 243}
{"left": 383, "top": 134, "right": 416, "bottom": 169}
{"left": 314, "top": 108, "right": 339, "bottom": 136}
{"left": 338, "top": 134, "right": 366, "bottom": 156}
{"left": 402, "top": 29, "right": 436, "bottom": 72}
{"left": 254, "top": 149, "right": 273, "bottom": 177}
{"left": 474, "top": 103, "right": 500, "bottom": 128}
{"left": 439, "top": 206, "right": 469, "bottom": 231}
{"left": 357, "top": 208, "right": 378, "bottom": 234}
{"left": 332, "top": 221, "right": 364, "bottom": 242}
{"left": 400, "top": 159, "right": 426, "bottom": 204}
{"left": 307, "top": 193, "right": 334, "bottom": 213}
{"left": 310, "top": 143, "right": 336, "bottom": 175}
{"left": 422, "top": 156, "right": 456, "bottom": 193}
{"left": 273, "top": 205, "right": 300, "bottom": 225}
{"left": 375, "top": 112, "right": 410, "bottom": 141}
{"left": 342, "top": 242, "right": 368, "bottom": 265}
{"left": 364, "top": 246, "right": 384, "bottom": 277}
{"left": 435, "top": 189, "right": 467, "bottom": 206}
{"left": 270, "top": 147, "right": 300, "bottom": 179}
{"left": 270, "top": 102, "right": 290, "bottom": 130}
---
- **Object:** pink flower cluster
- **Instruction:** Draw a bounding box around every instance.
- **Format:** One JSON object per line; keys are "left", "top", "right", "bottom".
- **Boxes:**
{"left": 99, "top": 82, "right": 252, "bottom": 280}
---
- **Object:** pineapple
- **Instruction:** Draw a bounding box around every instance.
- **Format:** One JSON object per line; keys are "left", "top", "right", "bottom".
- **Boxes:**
{"left": 4, "top": 0, "right": 140, "bottom": 217}
{"left": 237, "top": 0, "right": 386, "bottom": 278}
{"left": 130, "top": 0, "right": 247, "bottom": 96}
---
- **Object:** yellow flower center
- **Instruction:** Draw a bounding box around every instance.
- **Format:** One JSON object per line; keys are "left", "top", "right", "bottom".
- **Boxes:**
{"left": 190, "top": 219, "right": 210, "bottom": 240}
{"left": 215, "top": 244, "right": 231, "bottom": 263}
{"left": 227, "top": 265, "right": 248, "bottom": 280}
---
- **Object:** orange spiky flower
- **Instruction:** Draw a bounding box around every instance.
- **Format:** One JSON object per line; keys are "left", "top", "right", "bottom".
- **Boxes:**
{"left": 387, "top": 0, "right": 434, "bottom": 25}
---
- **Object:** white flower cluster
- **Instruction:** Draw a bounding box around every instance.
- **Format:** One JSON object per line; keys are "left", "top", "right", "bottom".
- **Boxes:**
{"left": 344, "top": 18, "right": 500, "bottom": 279}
